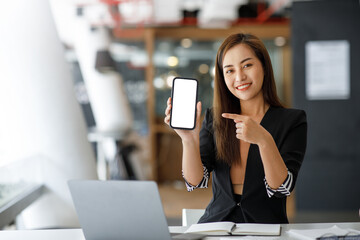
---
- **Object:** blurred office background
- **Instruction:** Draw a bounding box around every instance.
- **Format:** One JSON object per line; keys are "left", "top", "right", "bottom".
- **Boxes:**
{"left": 0, "top": 0, "right": 359, "bottom": 229}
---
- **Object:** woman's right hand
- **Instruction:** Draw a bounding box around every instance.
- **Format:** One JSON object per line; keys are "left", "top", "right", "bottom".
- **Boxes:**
{"left": 164, "top": 97, "right": 202, "bottom": 143}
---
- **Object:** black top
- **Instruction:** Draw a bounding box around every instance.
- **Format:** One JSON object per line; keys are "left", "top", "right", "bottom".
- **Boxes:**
{"left": 198, "top": 106, "right": 307, "bottom": 224}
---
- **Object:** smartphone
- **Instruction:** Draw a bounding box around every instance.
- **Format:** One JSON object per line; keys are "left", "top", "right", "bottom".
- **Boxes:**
{"left": 170, "top": 77, "right": 198, "bottom": 130}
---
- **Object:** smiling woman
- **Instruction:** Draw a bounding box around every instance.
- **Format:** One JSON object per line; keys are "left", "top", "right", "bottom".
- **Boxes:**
{"left": 213, "top": 34, "right": 283, "bottom": 167}
{"left": 164, "top": 33, "right": 307, "bottom": 224}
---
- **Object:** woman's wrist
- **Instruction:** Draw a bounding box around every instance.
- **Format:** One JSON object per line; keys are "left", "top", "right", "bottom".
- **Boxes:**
{"left": 182, "top": 137, "right": 200, "bottom": 146}
{"left": 257, "top": 129, "right": 273, "bottom": 149}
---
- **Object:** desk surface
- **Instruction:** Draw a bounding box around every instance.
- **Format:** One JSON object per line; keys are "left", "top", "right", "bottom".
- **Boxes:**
{"left": 0, "top": 222, "right": 359, "bottom": 240}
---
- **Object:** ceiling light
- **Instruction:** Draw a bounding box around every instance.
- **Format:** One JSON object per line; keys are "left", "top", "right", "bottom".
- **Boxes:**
{"left": 198, "top": 64, "right": 209, "bottom": 74}
{"left": 167, "top": 56, "right": 179, "bottom": 67}
{"left": 274, "top": 36, "right": 286, "bottom": 47}
{"left": 181, "top": 38, "right": 192, "bottom": 48}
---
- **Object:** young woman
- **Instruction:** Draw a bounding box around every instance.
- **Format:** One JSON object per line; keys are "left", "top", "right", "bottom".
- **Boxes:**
{"left": 164, "top": 33, "right": 307, "bottom": 223}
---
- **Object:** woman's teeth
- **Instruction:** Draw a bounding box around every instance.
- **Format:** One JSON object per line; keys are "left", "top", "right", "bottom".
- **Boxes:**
{"left": 237, "top": 83, "right": 251, "bottom": 90}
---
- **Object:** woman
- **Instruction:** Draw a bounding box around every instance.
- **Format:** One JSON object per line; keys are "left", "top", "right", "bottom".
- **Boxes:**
{"left": 164, "top": 33, "right": 307, "bottom": 223}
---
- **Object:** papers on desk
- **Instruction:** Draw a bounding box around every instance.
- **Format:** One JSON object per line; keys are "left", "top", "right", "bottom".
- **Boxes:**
{"left": 220, "top": 237, "right": 279, "bottom": 240}
{"left": 184, "top": 222, "right": 281, "bottom": 236}
{"left": 287, "top": 225, "right": 360, "bottom": 239}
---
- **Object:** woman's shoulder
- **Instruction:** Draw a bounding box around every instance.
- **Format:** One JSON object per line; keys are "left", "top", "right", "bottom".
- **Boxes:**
{"left": 204, "top": 108, "right": 214, "bottom": 117}
{"left": 270, "top": 106, "right": 307, "bottom": 123}
{"left": 203, "top": 108, "right": 214, "bottom": 129}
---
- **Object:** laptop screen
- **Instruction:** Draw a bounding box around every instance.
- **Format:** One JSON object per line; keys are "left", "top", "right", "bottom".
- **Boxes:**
{"left": 68, "top": 180, "right": 172, "bottom": 240}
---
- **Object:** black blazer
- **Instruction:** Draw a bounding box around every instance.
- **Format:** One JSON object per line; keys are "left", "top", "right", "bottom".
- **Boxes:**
{"left": 198, "top": 106, "right": 307, "bottom": 224}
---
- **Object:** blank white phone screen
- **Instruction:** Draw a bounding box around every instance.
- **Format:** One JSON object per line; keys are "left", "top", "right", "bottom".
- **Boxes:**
{"left": 170, "top": 78, "right": 198, "bottom": 129}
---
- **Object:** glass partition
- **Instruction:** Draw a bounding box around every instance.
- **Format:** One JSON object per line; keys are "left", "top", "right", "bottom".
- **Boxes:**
{"left": 153, "top": 38, "right": 286, "bottom": 120}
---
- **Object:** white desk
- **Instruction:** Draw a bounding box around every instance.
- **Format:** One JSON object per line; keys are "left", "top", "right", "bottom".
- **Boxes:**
{"left": 0, "top": 222, "right": 359, "bottom": 239}
{"left": 0, "top": 228, "right": 85, "bottom": 240}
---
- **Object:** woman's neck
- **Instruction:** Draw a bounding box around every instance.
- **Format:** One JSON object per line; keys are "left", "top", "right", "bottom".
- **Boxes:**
{"left": 240, "top": 97, "right": 269, "bottom": 117}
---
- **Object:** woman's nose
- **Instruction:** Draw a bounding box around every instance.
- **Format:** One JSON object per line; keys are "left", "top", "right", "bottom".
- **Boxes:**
{"left": 235, "top": 69, "right": 246, "bottom": 82}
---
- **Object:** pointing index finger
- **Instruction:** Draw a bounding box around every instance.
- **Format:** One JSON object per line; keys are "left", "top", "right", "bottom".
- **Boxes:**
{"left": 222, "top": 113, "right": 245, "bottom": 122}
{"left": 222, "top": 113, "right": 237, "bottom": 120}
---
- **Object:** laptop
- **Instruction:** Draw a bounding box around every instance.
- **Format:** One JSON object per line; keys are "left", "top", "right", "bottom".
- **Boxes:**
{"left": 68, "top": 180, "right": 203, "bottom": 240}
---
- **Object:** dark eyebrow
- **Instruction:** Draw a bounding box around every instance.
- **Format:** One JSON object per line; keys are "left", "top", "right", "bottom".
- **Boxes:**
{"left": 241, "top": 57, "right": 253, "bottom": 64}
{"left": 223, "top": 57, "right": 253, "bottom": 69}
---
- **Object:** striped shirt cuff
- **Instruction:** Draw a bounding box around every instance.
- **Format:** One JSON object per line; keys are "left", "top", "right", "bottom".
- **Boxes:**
{"left": 182, "top": 165, "right": 209, "bottom": 192}
{"left": 264, "top": 170, "right": 293, "bottom": 198}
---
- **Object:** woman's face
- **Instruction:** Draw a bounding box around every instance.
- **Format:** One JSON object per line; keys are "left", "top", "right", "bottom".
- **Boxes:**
{"left": 222, "top": 44, "right": 264, "bottom": 103}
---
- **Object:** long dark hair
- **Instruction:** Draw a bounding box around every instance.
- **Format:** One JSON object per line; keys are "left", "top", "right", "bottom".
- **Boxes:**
{"left": 213, "top": 33, "right": 283, "bottom": 165}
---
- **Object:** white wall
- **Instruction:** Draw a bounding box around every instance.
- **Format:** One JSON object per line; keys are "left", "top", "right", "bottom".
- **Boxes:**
{"left": 0, "top": 0, "right": 98, "bottom": 228}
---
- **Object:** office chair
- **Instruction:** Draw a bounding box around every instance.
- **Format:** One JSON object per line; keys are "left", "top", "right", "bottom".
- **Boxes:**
{"left": 182, "top": 209, "right": 205, "bottom": 226}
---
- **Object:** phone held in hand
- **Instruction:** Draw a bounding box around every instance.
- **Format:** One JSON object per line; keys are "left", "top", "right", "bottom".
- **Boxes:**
{"left": 170, "top": 77, "right": 198, "bottom": 130}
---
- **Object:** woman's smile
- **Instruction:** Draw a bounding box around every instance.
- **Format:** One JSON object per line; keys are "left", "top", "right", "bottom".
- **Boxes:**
{"left": 236, "top": 83, "right": 252, "bottom": 91}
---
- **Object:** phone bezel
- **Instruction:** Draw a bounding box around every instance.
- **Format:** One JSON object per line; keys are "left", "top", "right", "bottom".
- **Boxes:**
{"left": 169, "top": 77, "right": 198, "bottom": 130}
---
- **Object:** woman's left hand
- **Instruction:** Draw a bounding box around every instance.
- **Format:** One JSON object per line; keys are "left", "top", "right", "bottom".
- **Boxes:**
{"left": 222, "top": 113, "right": 269, "bottom": 146}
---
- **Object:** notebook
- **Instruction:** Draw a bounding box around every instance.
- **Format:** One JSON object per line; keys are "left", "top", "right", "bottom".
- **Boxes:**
{"left": 185, "top": 221, "right": 281, "bottom": 236}
{"left": 68, "top": 180, "right": 178, "bottom": 240}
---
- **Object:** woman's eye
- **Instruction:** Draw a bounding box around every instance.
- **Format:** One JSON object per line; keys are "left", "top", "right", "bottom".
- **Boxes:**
{"left": 243, "top": 64, "right": 252, "bottom": 69}
{"left": 225, "top": 69, "right": 233, "bottom": 74}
